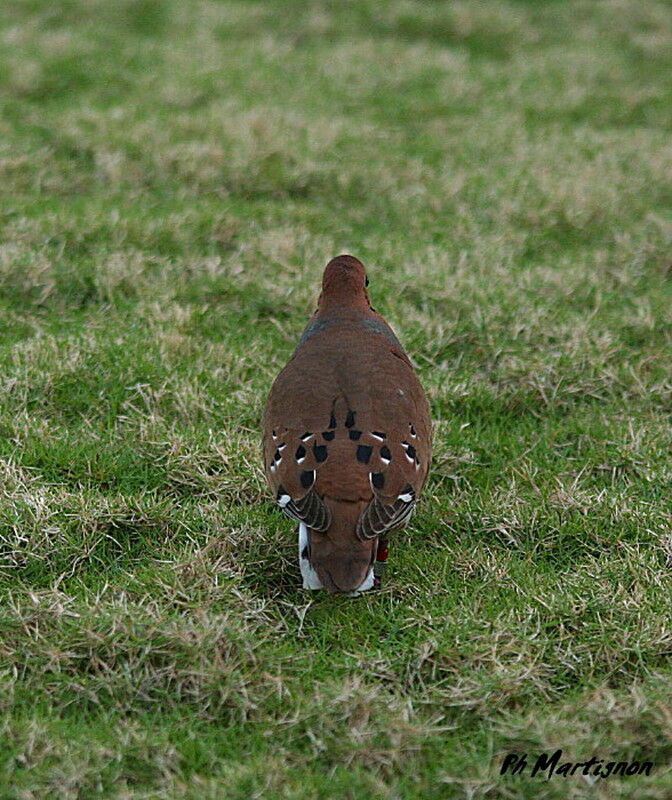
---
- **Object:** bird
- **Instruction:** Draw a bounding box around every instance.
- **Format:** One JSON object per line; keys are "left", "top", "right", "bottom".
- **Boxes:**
{"left": 262, "top": 255, "right": 431, "bottom": 594}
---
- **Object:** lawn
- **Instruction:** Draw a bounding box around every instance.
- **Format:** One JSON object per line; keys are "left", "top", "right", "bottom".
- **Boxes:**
{"left": 1, "top": 0, "right": 671, "bottom": 797}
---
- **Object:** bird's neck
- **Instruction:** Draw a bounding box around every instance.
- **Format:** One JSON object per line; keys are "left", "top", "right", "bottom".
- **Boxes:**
{"left": 318, "top": 292, "right": 371, "bottom": 316}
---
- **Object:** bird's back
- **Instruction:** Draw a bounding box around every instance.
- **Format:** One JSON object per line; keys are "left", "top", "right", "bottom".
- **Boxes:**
{"left": 263, "top": 307, "right": 430, "bottom": 502}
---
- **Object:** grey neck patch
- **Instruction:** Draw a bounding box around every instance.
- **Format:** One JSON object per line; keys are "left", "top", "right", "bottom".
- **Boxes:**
{"left": 297, "top": 317, "right": 334, "bottom": 347}
{"left": 361, "top": 318, "right": 403, "bottom": 349}
{"left": 297, "top": 314, "right": 402, "bottom": 349}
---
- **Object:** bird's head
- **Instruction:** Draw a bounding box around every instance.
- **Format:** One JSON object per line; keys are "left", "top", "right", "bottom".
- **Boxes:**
{"left": 300, "top": 522, "right": 377, "bottom": 594}
{"left": 318, "top": 254, "right": 371, "bottom": 312}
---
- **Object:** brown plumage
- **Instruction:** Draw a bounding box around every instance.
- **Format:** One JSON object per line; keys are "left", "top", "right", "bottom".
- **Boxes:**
{"left": 262, "top": 255, "right": 432, "bottom": 593}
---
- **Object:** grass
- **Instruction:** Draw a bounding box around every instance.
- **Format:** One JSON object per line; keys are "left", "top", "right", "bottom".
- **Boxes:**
{"left": 1, "top": 0, "right": 671, "bottom": 797}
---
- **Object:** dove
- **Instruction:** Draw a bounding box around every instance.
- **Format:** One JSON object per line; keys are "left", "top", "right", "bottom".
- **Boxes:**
{"left": 262, "top": 255, "right": 431, "bottom": 593}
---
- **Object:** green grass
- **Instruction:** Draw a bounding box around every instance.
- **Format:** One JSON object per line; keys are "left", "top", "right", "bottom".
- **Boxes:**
{"left": 1, "top": 0, "right": 672, "bottom": 797}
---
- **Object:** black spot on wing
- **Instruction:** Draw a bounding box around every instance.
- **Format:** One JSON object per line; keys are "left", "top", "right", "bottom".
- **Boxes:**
{"left": 371, "top": 472, "right": 385, "bottom": 490}
{"left": 301, "top": 546, "right": 309, "bottom": 560}
{"left": 349, "top": 430, "right": 362, "bottom": 441}
{"left": 380, "top": 445, "right": 391, "bottom": 461}
{"left": 329, "top": 412, "right": 337, "bottom": 429}
{"left": 356, "top": 445, "right": 373, "bottom": 464}
{"left": 345, "top": 411, "right": 355, "bottom": 428}
{"left": 322, "top": 430, "right": 335, "bottom": 441}
{"left": 300, "top": 470, "right": 315, "bottom": 489}
{"left": 313, "top": 444, "right": 328, "bottom": 462}
{"left": 295, "top": 445, "right": 306, "bottom": 460}
{"left": 406, "top": 444, "right": 416, "bottom": 460}
{"left": 410, "top": 424, "right": 417, "bottom": 436}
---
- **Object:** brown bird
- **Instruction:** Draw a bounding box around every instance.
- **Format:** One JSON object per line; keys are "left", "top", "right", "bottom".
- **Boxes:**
{"left": 262, "top": 255, "right": 432, "bottom": 593}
